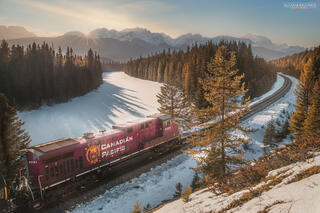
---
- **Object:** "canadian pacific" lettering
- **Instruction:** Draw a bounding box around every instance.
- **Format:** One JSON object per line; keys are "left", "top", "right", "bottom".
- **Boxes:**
{"left": 101, "top": 136, "right": 133, "bottom": 158}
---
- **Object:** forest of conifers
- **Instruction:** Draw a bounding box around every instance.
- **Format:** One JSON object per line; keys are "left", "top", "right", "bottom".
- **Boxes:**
{"left": 271, "top": 45, "right": 320, "bottom": 138}
{"left": 270, "top": 46, "right": 320, "bottom": 79}
{"left": 0, "top": 40, "right": 102, "bottom": 109}
{"left": 124, "top": 42, "right": 276, "bottom": 108}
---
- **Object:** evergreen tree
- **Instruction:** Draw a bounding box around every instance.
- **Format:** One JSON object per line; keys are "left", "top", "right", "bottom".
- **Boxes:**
{"left": 191, "top": 173, "right": 201, "bottom": 191}
{"left": 188, "top": 45, "right": 251, "bottom": 181}
{"left": 0, "top": 40, "right": 9, "bottom": 95}
{"left": 173, "top": 182, "right": 182, "bottom": 198}
{"left": 124, "top": 42, "right": 276, "bottom": 105}
{"left": 0, "top": 41, "right": 103, "bottom": 109}
{"left": 280, "top": 119, "right": 290, "bottom": 138}
{"left": 0, "top": 94, "right": 30, "bottom": 188}
{"left": 270, "top": 45, "right": 320, "bottom": 79}
{"left": 156, "top": 83, "right": 191, "bottom": 125}
{"left": 263, "top": 121, "right": 276, "bottom": 149}
{"left": 290, "top": 58, "right": 316, "bottom": 137}
{"left": 303, "top": 80, "right": 320, "bottom": 136}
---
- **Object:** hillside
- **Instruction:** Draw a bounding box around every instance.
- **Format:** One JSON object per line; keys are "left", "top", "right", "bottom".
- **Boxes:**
{"left": 154, "top": 150, "right": 320, "bottom": 213}
{"left": 270, "top": 45, "right": 320, "bottom": 78}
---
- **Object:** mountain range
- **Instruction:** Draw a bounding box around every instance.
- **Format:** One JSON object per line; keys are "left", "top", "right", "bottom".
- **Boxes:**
{"left": 2, "top": 26, "right": 305, "bottom": 61}
{"left": 0, "top": 25, "right": 36, "bottom": 40}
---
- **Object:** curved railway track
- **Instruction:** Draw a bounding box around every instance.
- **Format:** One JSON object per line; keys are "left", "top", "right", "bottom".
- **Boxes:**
{"left": 241, "top": 74, "right": 292, "bottom": 121}
{"left": 45, "top": 73, "right": 293, "bottom": 212}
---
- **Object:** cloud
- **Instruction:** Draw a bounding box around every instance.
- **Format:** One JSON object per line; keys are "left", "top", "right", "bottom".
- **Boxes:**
{"left": 8, "top": 0, "right": 181, "bottom": 37}
{"left": 118, "top": 0, "right": 175, "bottom": 12}
{"left": 14, "top": 0, "right": 140, "bottom": 31}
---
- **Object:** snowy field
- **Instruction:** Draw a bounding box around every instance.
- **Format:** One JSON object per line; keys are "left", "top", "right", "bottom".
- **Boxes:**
{"left": 71, "top": 73, "right": 297, "bottom": 213}
{"left": 18, "top": 72, "right": 161, "bottom": 146}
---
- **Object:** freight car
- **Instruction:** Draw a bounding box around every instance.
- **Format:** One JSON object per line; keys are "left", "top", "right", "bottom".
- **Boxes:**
{"left": 19, "top": 114, "right": 179, "bottom": 200}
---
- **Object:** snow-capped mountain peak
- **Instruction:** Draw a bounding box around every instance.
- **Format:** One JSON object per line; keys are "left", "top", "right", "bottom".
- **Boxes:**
{"left": 243, "top": 33, "right": 272, "bottom": 44}
{"left": 88, "top": 27, "right": 173, "bottom": 46}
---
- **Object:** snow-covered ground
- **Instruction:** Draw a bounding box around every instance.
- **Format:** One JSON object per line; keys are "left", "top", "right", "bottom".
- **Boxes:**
{"left": 18, "top": 72, "right": 161, "bottom": 146}
{"left": 72, "top": 154, "right": 197, "bottom": 213}
{"left": 240, "top": 74, "right": 298, "bottom": 160}
{"left": 155, "top": 153, "right": 320, "bottom": 213}
{"left": 70, "top": 73, "right": 296, "bottom": 213}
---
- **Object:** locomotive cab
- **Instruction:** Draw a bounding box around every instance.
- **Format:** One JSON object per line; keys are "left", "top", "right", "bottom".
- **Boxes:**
{"left": 148, "top": 114, "right": 179, "bottom": 139}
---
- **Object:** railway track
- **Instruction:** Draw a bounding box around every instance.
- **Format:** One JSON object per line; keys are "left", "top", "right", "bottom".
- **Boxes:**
{"left": 47, "top": 73, "right": 292, "bottom": 212}
{"left": 241, "top": 74, "right": 292, "bottom": 121}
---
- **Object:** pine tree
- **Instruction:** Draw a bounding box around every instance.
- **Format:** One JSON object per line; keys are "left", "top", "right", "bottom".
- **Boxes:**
{"left": 173, "top": 182, "right": 182, "bottom": 198}
{"left": 0, "top": 40, "right": 10, "bottom": 95}
{"left": 290, "top": 58, "right": 315, "bottom": 137}
{"left": 303, "top": 80, "right": 320, "bottom": 136}
{"left": 0, "top": 41, "right": 103, "bottom": 109}
{"left": 191, "top": 173, "right": 200, "bottom": 191}
{"left": 188, "top": 45, "right": 251, "bottom": 181}
{"left": 131, "top": 200, "right": 143, "bottom": 213}
{"left": 280, "top": 119, "right": 290, "bottom": 138}
{"left": 263, "top": 121, "right": 276, "bottom": 149}
{"left": 156, "top": 83, "right": 191, "bottom": 125}
{"left": 0, "top": 94, "right": 30, "bottom": 188}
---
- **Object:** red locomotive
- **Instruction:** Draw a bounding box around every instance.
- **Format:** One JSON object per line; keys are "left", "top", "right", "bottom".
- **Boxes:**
{"left": 19, "top": 114, "right": 179, "bottom": 199}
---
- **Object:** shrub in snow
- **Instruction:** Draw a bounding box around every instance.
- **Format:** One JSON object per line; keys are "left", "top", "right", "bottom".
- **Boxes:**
{"left": 173, "top": 182, "right": 182, "bottom": 198}
{"left": 131, "top": 201, "right": 143, "bottom": 213}
{"left": 181, "top": 185, "right": 192, "bottom": 203}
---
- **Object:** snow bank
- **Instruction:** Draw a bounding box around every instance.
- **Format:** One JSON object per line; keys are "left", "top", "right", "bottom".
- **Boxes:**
{"left": 18, "top": 72, "right": 161, "bottom": 145}
{"left": 155, "top": 154, "right": 320, "bottom": 213}
{"left": 72, "top": 154, "right": 197, "bottom": 213}
{"left": 239, "top": 74, "right": 298, "bottom": 159}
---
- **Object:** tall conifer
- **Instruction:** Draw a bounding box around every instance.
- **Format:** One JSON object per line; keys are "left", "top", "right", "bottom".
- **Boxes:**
{"left": 156, "top": 83, "right": 191, "bottom": 127}
{"left": 188, "top": 45, "right": 251, "bottom": 180}
{"left": 263, "top": 121, "right": 276, "bottom": 149}
{"left": 290, "top": 58, "right": 315, "bottom": 137}
{"left": 303, "top": 80, "right": 320, "bottom": 136}
{"left": 0, "top": 94, "right": 30, "bottom": 188}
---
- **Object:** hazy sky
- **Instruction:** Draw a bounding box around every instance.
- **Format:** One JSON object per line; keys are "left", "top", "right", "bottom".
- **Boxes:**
{"left": 0, "top": 0, "right": 319, "bottom": 47}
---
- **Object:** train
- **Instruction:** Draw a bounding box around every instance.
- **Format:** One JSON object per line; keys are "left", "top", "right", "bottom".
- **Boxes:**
{"left": 19, "top": 114, "right": 180, "bottom": 200}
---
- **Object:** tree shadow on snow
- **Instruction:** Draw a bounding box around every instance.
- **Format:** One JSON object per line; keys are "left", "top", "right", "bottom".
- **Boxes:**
{"left": 20, "top": 76, "right": 152, "bottom": 145}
